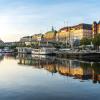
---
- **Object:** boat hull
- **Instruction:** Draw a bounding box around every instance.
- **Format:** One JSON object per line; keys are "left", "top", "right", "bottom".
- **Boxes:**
{"left": 32, "top": 48, "right": 56, "bottom": 55}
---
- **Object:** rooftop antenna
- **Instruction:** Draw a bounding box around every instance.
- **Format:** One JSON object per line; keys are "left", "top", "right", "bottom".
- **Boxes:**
{"left": 64, "top": 20, "right": 68, "bottom": 27}
{"left": 64, "top": 20, "right": 66, "bottom": 27}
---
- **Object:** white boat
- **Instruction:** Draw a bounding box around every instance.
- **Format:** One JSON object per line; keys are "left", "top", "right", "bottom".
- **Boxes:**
{"left": 32, "top": 47, "right": 56, "bottom": 55}
{"left": 0, "top": 49, "right": 3, "bottom": 53}
{"left": 32, "top": 54, "right": 46, "bottom": 58}
{"left": 3, "top": 49, "right": 13, "bottom": 53}
{"left": 17, "top": 47, "right": 32, "bottom": 54}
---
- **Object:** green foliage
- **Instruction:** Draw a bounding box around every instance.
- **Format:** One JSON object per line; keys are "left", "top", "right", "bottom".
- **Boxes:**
{"left": 26, "top": 45, "right": 31, "bottom": 47}
{"left": 80, "top": 37, "right": 92, "bottom": 45}
{"left": 52, "top": 42, "right": 66, "bottom": 49}
{"left": 31, "top": 42, "right": 40, "bottom": 48}
{"left": 92, "top": 34, "right": 100, "bottom": 46}
{"left": 0, "top": 46, "right": 4, "bottom": 49}
{"left": 10, "top": 45, "right": 16, "bottom": 49}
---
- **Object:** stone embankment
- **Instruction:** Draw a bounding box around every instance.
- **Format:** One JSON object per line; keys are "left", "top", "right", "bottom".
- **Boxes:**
{"left": 56, "top": 50, "right": 100, "bottom": 61}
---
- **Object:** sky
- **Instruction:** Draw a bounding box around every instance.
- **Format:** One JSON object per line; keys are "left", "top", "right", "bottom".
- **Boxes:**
{"left": 0, "top": 0, "right": 100, "bottom": 42}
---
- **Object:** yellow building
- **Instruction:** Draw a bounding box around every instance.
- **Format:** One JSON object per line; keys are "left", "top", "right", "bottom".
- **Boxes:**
{"left": 43, "top": 27, "right": 57, "bottom": 42}
{"left": 56, "top": 23, "right": 92, "bottom": 43}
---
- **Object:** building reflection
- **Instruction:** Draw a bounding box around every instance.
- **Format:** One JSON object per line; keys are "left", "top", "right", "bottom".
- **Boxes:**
{"left": 0, "top": 54, "right": 4, "bottom": 62}
{"left": 17, "top": 54, "right": 100, "bottom": 84}
{"left": 4, "top": 53, "right": 17, "bottom": 59}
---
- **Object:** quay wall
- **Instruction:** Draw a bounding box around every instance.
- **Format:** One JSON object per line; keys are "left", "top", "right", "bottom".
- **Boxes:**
{"left": 56, "top": 52, "right": 100, "bottom": 61}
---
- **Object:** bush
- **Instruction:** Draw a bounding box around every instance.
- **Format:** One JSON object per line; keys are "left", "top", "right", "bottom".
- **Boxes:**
{"left": 80, "top": 37, "right": 92, "bottom": 46}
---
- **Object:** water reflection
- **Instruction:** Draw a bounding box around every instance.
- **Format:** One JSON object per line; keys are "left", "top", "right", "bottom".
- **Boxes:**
{"left": 0, "top": 54, "right": 4, "bottom": 62}
{"left": 0, "top": 53, "right": 100, "bottom": 100}
{"left": 17, "top": 54, "right": 100, "bottom": 84}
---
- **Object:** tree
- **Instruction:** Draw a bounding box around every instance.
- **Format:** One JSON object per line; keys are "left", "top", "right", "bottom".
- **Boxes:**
{"left": 10, "top": 45, "right": 16, "bottom": 49}
{"left": 92, "top": 34, "right": 100, "bottom": 50}
{"left": 0, "top": 45, "right": 4, "bottom": 49}
{"left": 80, "top": 37, "right": 92, "bottom": 46}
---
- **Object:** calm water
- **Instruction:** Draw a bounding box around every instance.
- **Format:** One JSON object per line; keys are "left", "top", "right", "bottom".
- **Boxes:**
{"left": 0, "top": 53, "right": 100, "bottom": 100}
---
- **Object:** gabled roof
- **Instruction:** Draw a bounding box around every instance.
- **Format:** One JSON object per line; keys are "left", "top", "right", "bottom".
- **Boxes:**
{"left": 22, "top": 36, "right": 32, "bottom": 38}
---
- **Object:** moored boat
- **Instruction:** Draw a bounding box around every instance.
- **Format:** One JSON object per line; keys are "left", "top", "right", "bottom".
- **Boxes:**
{"left": 32, "top": 47, "right": 56, "bottom": 55}
{"left": 3, "top": 49, "right": 14, "bottom": 53}
{"left": 0, "top": 49, "right": 3, "bottom": 53}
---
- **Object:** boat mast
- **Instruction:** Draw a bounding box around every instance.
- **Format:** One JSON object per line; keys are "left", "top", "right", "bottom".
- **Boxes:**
{"left": 64, "top": 20, "right": 68, "bottom": 47}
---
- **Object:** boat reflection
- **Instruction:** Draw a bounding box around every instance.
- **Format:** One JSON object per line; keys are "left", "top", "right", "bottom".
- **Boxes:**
{"left": 17, "top": 54, "right": 100, "bottom": 84}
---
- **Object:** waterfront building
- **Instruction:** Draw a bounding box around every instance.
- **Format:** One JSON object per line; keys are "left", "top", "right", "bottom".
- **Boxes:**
{"left": 56, "top": 23, "right": 92, "bottom": 44}
{"left": 43, "top": 27, "right": 57, "bottom": 42}
{"left": 92, "top": 21, "right": 100, "bottom": 37}
{"left": 20, "top": 36, "right": 32, "bottom": 42}
{"left": 31, "top": 33, "right": 44, "bottom": 47}
{"left": 32, "top": 33, "right": 43, "bottom": 41}
{"left": 19, "top": 36, "right": 32, "bottom": 46}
